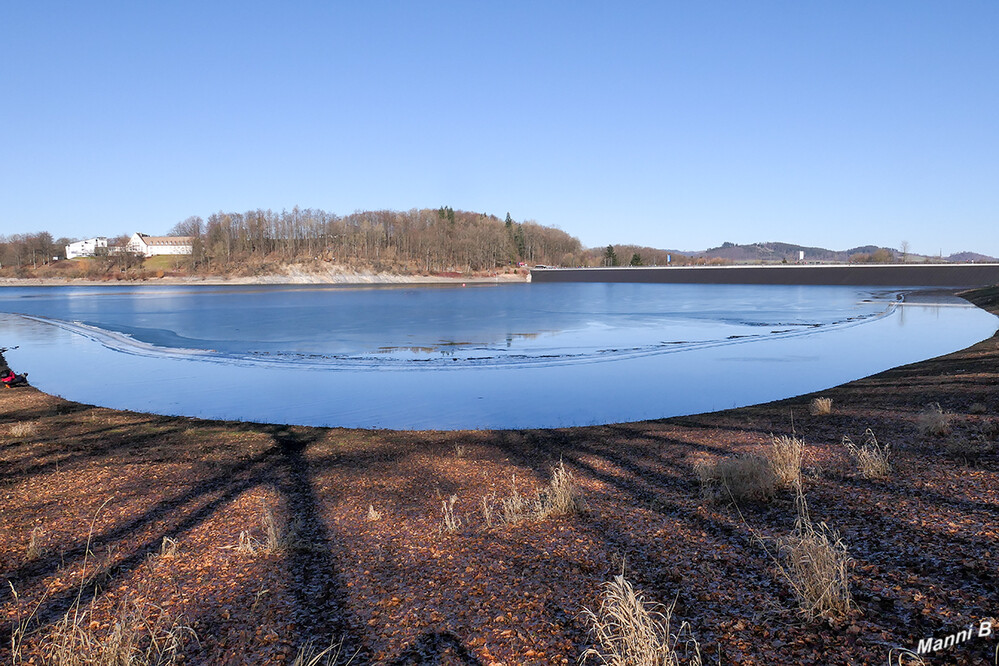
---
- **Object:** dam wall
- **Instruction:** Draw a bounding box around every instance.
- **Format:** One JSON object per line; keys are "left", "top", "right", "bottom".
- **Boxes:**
{"left": 530, "top": 264, "right": 999, "bottom": 287}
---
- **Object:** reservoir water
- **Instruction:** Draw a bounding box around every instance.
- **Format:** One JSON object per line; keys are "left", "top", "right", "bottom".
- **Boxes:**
{"left": 0, "top": 283, "right": 995, "bottom": 429}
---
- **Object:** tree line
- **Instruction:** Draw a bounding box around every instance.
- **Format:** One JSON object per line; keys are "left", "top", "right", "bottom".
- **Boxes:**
{"left": 0, "top": 207, "right": 704, "bottom": 277}
{"left": 168, "top": 207, "right": 586, "bottom": 273}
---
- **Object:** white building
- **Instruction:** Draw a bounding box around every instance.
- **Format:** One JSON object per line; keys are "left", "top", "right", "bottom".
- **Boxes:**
{"left": 65, "top": 237, "right": 108, "bottom": 259}
{"left": 126, "top": 233, "right": 193, "bottom": 257}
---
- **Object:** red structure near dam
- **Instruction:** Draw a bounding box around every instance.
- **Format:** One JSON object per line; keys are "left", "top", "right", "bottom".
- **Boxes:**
{"left": 531, "top": 264, "right": 999, "bottom": 287}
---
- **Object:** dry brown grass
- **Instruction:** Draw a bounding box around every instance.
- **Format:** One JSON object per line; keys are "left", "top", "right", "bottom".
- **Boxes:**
{"left": 292, "top": 637, "right": 357, "bottom": 665}
{"left": 809, "top": 397, "right": 833, "bottom": 416}
{"left": 774, "top": 489, "right": 854, "bottom": 619}
{"left": 537, "top": 459, "right": 587, "bottom": 519}
{"left": 26, "top": 525, "right": 45, "bottom": 560}
{"left": 8, "top": 421, "right": 37, "bottom": 439}
{"left": 10, "top": 502, "right": 197, "bottom": 664}
{"left": 234, "top": 529, "right": 262, "bottom": 554}
{"left": 498, "top": 479, "right": 534, "bottom": 525}
{"left": 842, "top": 429, "right": 892, "bottom": 479}
{"left": 158, "top": 537, "right": 178, "bottom": 560}
{"left": 484, "top": 460, "right": 587, "bottom": 526}
{"left": 439, "top": 494, "right": 461, "bottom": 533}
{"left": 917, "top": 402, "right": 950, "bottom": 437}
{"left": 232, "top": 500, "right": 302, "bottom": 554}
{"left": 480, "top": 493, "right": 496, "bottom": 527}
{"left": 33, "top": 596, "right": 196, "bottom": 666}
{"left": 768, "top": 433, "right": 805, "bottom": 489}
{"left": 581, "top": 574, "right": 704, "bottom": 666}
{"left": 943, "top": 432, "right": 997, "bottom": 465}
{"left": 695, "top": 455, "right": 776, "bottom": 503}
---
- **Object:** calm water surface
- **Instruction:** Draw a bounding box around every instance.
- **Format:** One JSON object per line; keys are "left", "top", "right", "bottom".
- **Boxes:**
{"left": 0, "top": 283, "right": 994, "bottom": 429}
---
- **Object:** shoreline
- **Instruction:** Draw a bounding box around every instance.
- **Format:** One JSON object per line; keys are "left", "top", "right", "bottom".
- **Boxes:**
{"left": 0, "top": 269, "right": 531, "bottom": 288}
{"left": 1, "top": 286, "right": 996, "bottom": 664}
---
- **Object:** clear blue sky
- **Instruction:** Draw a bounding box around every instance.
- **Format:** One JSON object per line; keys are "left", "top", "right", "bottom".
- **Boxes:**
{"left": 3, "top": 2, "right": 997, "bottom": 256}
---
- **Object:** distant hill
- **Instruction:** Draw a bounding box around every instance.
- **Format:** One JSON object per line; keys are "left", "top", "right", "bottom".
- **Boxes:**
{"left": 696, "top": 241, "right": 889, "bottom": 263}
{"left": 947, "top": 251, "right": 999, "bottom": 263}
{"left": 599, "top": 241, "right": 999, "bottom": 265}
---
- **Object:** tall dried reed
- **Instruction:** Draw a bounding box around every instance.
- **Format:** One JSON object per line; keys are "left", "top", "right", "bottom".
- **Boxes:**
{"left": 774, "top": 488, "right": 853, "bottom": 619}
{"left": 769, "top": 433, "right": 804, "bottom": 489}
{"left": 842, "top": 429, "right": 891, "bottom": 479}
{"left": 581, "top": 574, "right": 703, "bottom": 666}
{"left": 809, "top": 397, "right": 833, "bottom": 416}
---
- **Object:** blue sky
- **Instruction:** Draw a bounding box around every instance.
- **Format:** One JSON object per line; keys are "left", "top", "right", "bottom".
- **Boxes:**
{"left": 2, "top": 2, "right": 997, "bottom": 256}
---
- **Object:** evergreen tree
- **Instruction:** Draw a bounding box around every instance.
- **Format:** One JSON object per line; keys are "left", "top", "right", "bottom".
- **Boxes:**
{"left": 604, "top": 245, "right": 619, "bottom": 267}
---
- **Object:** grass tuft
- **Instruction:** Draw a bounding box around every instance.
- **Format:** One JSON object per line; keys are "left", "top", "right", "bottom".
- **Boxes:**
{"left": 695, "top": 455, "right": 776, "bottom": 503}
{"left": 499, "top": 476, "right": 534, "bottom": 525}
{"left": 480, "top": 493, "right": 496, "bottom": 528}
{"left": 10, "top": 502, "right": 197, "bottom": 665}
{"left": 842, "top": 429, "right": 891, "bottom": 479}
{"left": 292, "top": 637, "right": 358, "bottom": 665}
{"left": 26, "top": 525, "right": 46, "bottom": 560}
{"left": 769, "top": 433, "right": 805, "bottom": 489}
{"left": 485, "top": 461, "right": 587, "bottom": 526}
{"left": 581, "top": 574, "right": 704, "bottom": 666}
{"left": 943, "top": 432, "right": 996, "bottom": 465}
{"left": 231, "top": 500, "right": 303, "bottom": 554}
{"left": 917, "top": 403, "right": 950, "bottom": 437}
{"left": 8, "top": 421, "right": 37, "bottom": 439}
{"left": 809, "top": 397, "right": 833, "bottom": 416}
{"left": 37, "top": 596, "right": 196, "bottom": 666}
{"left": 774, "top": 488, "right": 853, "bottom": 619}
{"left": 159, "top": 537, "right": 179, "bottom": 560}
{"left": 235, "top": 530, "right": 261, "bottom": 555}
{"left": 537, "top": 459, "right": 587, "bottom": 519}
{"left": 439, "top": 495, "right": 461, "bottom": 533}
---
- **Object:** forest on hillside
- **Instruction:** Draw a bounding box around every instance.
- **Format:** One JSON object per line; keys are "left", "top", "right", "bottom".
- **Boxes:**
{"left": 0, "top": 208, "right": 592, "bottom": 277}
{"left": 172, "top": 207, "right": 585, "bottom": 273}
